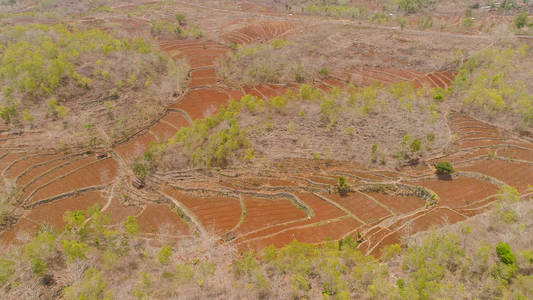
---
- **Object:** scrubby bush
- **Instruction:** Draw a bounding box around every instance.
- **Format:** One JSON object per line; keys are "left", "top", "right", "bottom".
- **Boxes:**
{"left": 397, "top": 0, "right": 436, "bottom": 14}
{"left": 158, "top": 245, "right": 173, "bottom": 265}
{"left": 514, "top": 12, "right": 529, "bottom": 29}
{"left": 0, "top": 259, "right": 14, "bottom": 286}
{"left": 63, "top": 268, "right": 112, "bottom": 300}
{"left": 410, "top": 138, "right": 421, "bottom": 152}
{"left": 435, "top": 161, "right": 455, "bottom": 175}
{"left": 216, "top": 41, "right": 323, "bottom": 86}
{"left": 335, "top": 176, "right": 351, "bottom": 196}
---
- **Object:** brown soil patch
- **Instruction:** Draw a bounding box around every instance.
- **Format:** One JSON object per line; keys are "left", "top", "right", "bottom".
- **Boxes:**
{"left": 460, "top": 160, "right": 533, "bottom": 192}
{"left": 114, "top": 132, "right": 157, "bottom": 163}
{"left": 235, "top": 196, "right": 307, "bottom": 235}
{"left": 189, "top": 76, "right": 218, "bottom": 87}
{"left": 321, "top": 192, "right": 391, "bottom": 223}
{"left": 191, "top": 68, "right": 217, "bottom": 78}
{"left": 242, "top": 86, "right": 266, "bottom": 99}
{"left": 221, "top": 21, "right": 297, "bottom": 45}
{"left": 150, "top": 121, "right": 178, "bottom": 141}
{"left": 241, "top": 217, "right": 360, "bottom": 250}
{"left": 409, "top": 207, "right": 465, "bottom": 233}
{"left": 25, "top": 190, "right": 106, "bottom": 229}
{"left": 20, "top": 156, "right": 97, "bottom": 201}
{"left": 498, "top": 148, "right": 533, "bottom": 162}
{"left": 161, "top": 111, "right": 189, "bottom": 128}
{"left": 163, "top": 188, "right": 241, "bottom": 233}
{"left": 170, "top": 88, "right": 231, "bottom": 119}
{"left": 105, "top": 197, "right": 142, "bottom": 225}
{"left": 410, "top": 177, "right": 499, "bottom": 208}
{"left": 4, "top": 154, "right": 60, "bottom": 179}
{"left": 136, "top": 203, "right": 190, "bottom": 236}
{"left": 28, "top": 158, "right": 118, "bottom": 204}
{"left": 0, "top": 153, "right": 26, "bottom": 172}
{"left": 236, "top": 192, "right": 349, "bottom": 242}
{"left": 367, "top": 193, "right": 426, "bottom": 215}
{"left": 17, "top": 157, "right": 70, "bottom": 186}
{"left": 0, "top": 217, "right": 39, "bottom": 246}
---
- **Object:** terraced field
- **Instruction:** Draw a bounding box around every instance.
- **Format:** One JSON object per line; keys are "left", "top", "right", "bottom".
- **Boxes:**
{"left": 1, "top": 18, "right": 532, "bottom": 258}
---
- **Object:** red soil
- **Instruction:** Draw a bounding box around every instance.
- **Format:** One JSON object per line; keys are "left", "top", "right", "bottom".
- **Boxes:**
{"left": 304, "top": 175, "right": 338, "bottom": 185}
{"left": 189, "top": 76, "right": 218, "bottom": 87}
{"left": 241, "top": 217, "right": 360, "bottom": 250}
{"left": 410, "top": 177, "right": 499, "bottom": 208}
{"left": 254, "top": 85, "right": 287, "bottom": 98}
{"left": 242, "top": 86, "right": 266, "bottom": 99}
{"left": 235, "top": 196, "right": 307, "bottom": 235}
{"left": 236, "top": 192, "right": 349, "bottom": 242}
{"left": 170, "top": 88, "right": 231, "bottom": 119}
{"left": 460, "top": 160, "right": 533, "bottom": 192}
{"left": 367, "top": 192, "right": 426, "bottom": 215}
{"left": 25, "top": 190, "right": 106, "bottom": 229}
{"left": 0, "top": 217, "right": 39, "bottom": 246}
{"left": 191, "top": 68, "right": 217, "bottom": 78}
{"left": 226, "top": 89, "right": 245, "bottom": 100}
{"left": 221, "top": 21, "right": 297, "bottom": 45}
{"left": 28, "top": 158, "right": 118, "bottom": 204}
{"left": 20, "top": 156, "right": 98, "bottom": 201}
{"left": 4, "top": 153, "right": 60, "bottom": 179}
{"left": 160, "top": 111, "right": 189, "bottom": 128}
{"left": 457, "top": 139, "right": 526, "bottom": 150}
{"left": 163, "top": 188, "right": 241, "bottom": 233}
{"left": 17, "top": 157, "right": 70, "bottom": 186}
{"left": 104, "top": 197, "right": 142, "bottom": 225}
{"left": 136, "top": 203, "right": 190, "bottom": 236}
{"left": 320, "top": 192, "right": 391, "bottom": 223}
{"left": 150, "top": 121, "right": 178, "bottom": 141}
{"left": 498, "top": 148, "right": 533, "bottom": 161}
{"left": 408, "top": 207, "right": 465, "bottom": 233}
{"left": 0, "top": 153, "right": 26, "bottom": 172}
{"left": 187, "top": 56, "right": 220, "bottom": 69}
{"left": 114, "top": 131, "right": 157, "bottom": 163}
{"left": 431, "top": 148, "right": 491, "bottom": 164}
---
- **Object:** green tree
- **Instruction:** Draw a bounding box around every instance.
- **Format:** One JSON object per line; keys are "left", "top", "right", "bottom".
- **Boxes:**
{"left": 435, "top": 161, "right": 455, "bottom": 175}
{"left": 496, "top": 242, "right": 516, "bottom": 266}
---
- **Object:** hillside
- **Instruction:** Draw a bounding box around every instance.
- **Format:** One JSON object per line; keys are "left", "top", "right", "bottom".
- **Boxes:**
{"left": 0, "top": 0, "right": 532, "bottom": 299}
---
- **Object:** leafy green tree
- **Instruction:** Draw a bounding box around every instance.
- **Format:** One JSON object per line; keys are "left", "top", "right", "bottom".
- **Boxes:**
{"left": 435, "top": 161, "right": 455, "bottom": 175}
{"left": 496, "top": 242, "right": 516, "bottom": 266}
{"left": 61, "top": 240, "right": 89, "bottom": 263}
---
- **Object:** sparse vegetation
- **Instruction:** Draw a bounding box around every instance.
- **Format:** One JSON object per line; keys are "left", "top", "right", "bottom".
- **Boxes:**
{"left": 217, "top": 39, "right": 326, "bottom": 86}
{"left": 0, "top": 23, "right": 188, "bottom": 148}
{"left": 454, "top": 45, "right": 533, "bottom": 130}
{"left": 335, "top": 176, "right": 351, "bottom": 196}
